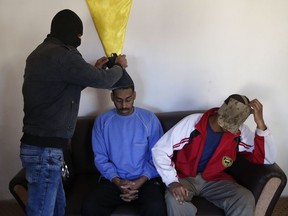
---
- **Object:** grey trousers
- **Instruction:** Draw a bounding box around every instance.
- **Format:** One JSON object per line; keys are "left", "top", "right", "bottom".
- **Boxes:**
{"left": 165, "top": 174, "right": 255, "bottom": 216}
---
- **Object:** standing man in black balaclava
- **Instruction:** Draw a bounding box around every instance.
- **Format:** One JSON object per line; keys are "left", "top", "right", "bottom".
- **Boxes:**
{"left": 20, "top": 9, "right": 128, "bottom": 216}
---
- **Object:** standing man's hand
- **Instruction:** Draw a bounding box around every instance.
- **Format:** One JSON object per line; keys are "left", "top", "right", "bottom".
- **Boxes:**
{"left": 249, "top": 99, "right": 267, "bottom": 131}
{"left": 115, "top": 54, "right": 128, "bottom": 68}
{"left": 95, "top": 56, "right": 108, "bottom": 69}
{"left": 168, "top": 182, "right": 189, "bottom": 204}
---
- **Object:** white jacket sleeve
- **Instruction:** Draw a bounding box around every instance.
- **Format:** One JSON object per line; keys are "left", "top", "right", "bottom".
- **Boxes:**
{"left": 238, "top": 124, "right": 276, "bottom": 164}
{"left": 152, "top": 114, "right": 202, "bottom": 186}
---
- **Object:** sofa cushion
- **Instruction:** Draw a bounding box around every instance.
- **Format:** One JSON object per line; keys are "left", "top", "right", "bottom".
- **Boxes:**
{"left": 65, "top": 174, "right": 99, "bottom": 215}
{"left": 192, "top": 197, "right": 224, "bottom": 215}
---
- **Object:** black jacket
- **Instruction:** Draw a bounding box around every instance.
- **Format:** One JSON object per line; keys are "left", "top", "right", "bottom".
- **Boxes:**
{"left": 21, "top": 37, "right": 123, "bottom": 147}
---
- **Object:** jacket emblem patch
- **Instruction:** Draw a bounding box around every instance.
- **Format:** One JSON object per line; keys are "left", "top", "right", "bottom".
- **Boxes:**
{"left": 222, "top": 156, "right": 233, "bottom": 167}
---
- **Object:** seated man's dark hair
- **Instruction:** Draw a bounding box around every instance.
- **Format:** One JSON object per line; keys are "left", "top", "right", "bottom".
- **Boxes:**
{"left": 112, "top": 85, "right": 135, "bottom": 94}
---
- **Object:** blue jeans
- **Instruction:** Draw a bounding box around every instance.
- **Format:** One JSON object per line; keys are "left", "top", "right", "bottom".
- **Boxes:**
{"left": 20, "top": 143, "right": 66, "bottom": 216}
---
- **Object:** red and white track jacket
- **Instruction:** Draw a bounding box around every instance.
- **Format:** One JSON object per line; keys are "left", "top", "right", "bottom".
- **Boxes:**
{"left": 152, "top": 108, "right": 276, "bottom": 186}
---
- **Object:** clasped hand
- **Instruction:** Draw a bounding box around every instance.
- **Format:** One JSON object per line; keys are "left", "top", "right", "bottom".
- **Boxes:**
{"left": 113, "top": 177, "right": 147, "bottom": 202}
{"left": 119, "top": 180, "right": 138, "bottom": 202}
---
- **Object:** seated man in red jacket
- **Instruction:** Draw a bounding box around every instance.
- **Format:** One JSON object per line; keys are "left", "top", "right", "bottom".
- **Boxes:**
{"left": 152, "top": 94, "right": 275, "bottom": 216}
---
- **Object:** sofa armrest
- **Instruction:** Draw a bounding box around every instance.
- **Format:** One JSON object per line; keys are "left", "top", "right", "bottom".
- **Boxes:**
{"left": 8, "top": 167, "right": 75, "bottom": 211}
{"left": 226, "top": 154, "right": 287, "bottom": 216}
{"left": 9, "top": 168, "right": 27, "bottom": 213}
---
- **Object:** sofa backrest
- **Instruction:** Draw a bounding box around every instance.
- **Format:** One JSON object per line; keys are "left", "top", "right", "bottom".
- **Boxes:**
{"left": 156, "top": 110, "right": 204, "bottom": 131}
{"left": 70, "top": 116, "right": 97, "bottom": 174}
{"left": 69, "top": 110, "right": 205, "bottom": 175}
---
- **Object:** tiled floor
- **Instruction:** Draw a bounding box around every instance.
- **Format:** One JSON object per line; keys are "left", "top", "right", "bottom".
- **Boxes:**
{"left": 0, "top": 199, "right": 25, "bottom": 216}
{"left": 0, "top": 197, "right": 287, "bottom": 215}
{"left": 272, "top": 197, "right": 288, "bottom": 216}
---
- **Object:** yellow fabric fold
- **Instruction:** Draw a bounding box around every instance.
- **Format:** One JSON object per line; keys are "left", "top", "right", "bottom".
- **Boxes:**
{"left": 86, "top": 0, "right": 132, "bottom": 56}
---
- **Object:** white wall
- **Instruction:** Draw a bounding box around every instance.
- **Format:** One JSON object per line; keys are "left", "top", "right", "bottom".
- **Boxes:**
{"left": 0, "top": 0, "right": 287, "bottom": 199}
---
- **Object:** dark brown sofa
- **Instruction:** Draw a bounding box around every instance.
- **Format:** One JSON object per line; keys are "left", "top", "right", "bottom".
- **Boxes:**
{"left": 9, "top": 110, "right": 287, "bottom": 216}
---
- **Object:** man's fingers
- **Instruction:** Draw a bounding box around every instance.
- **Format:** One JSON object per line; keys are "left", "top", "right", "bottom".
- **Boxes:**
{"left": 170, "top": 185, "right": 189, "bottom": 204}
{"left": 120, "top": 190, "right": 138, "bottom": 202}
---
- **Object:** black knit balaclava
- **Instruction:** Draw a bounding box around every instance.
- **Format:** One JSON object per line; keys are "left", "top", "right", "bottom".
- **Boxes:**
{"left": 50, "top": 9, "right": 83, "bottom": 48}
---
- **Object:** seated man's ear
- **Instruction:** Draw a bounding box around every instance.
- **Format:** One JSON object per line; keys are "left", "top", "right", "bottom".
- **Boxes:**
{"left": 133, "top": 91, "right": 136, "bottom": 100}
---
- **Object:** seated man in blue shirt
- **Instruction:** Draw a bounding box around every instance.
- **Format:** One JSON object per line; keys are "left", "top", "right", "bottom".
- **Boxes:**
{"left": 82, "top": 71, "right": 166, "bottom": 216}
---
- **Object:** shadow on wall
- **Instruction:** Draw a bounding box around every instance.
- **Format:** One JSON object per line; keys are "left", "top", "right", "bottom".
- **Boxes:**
{"left": 0, "top": 62, "right": 23, "bottom": 199}
{"left": 79, "top": 88, "right": 113, "bottom": 116}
